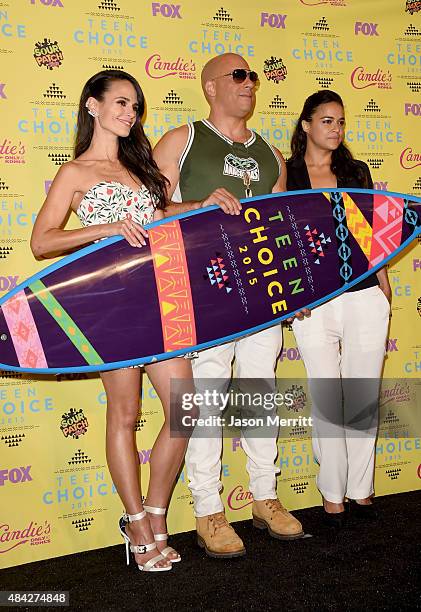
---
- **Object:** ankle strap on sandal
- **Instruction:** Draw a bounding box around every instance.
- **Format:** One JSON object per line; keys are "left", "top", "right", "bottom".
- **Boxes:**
{"left": 143, "top": 505, "right": 166, "bottom": 515}
{"left": 124, "top": 510, "right": 147, "bottom": 523}
{"left": 130, "top": 541, "right": 157, "bottom": 555}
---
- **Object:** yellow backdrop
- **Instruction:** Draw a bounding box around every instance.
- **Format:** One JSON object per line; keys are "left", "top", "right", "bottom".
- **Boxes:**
{"left": 0, "top": 0, "right": 420, "bottom": 568}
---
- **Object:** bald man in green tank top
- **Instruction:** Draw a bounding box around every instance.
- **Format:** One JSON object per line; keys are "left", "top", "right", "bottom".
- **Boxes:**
{"left": 154, "top": 53, "right": 304, "bottom": 558}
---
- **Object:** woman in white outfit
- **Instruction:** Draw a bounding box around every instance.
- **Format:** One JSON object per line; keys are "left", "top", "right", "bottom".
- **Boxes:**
{"left": 286, "top": 90, "right": 391, "bottom": 525}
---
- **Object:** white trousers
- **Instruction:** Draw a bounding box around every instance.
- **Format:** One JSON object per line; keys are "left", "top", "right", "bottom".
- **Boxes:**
{"left": 292, "top": 286, "right": 390, "bottom": 503}
{"left": 185, "top": 325, "right": 283, "bottom": 517}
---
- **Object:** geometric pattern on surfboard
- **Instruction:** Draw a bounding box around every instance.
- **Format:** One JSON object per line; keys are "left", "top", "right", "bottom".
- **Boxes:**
{"left": 149, "top": 220, "right": 197, "bottom": 353}
{"left": 1, "top": 289, "right": 47, "bottom": 369}
{"left": 28, "top": 279, "right": 103, "bottom": 366}
{"left": 205, "top": 253, "right": 232, "bottom": 292}
{"left": 324, "top": 191, "right": 352, "bottom": 283}
{"left": 304, "top": 225, "right": 331, "bottom": 265}
{"left": 342, "top": 192, "right": 373, "bottom": 260}
{"left": 404, "top": 199, "right": 421, "bottom": 229}
{"left": 370, "top": 194, "right": 404, "bottom": 268}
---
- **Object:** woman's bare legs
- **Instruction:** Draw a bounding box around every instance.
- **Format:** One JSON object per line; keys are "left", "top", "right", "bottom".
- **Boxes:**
{"left": 101, "top": 367, "right": 170, "bottom": 568}
{"left": 144, "top": 357, "right": 193, "bottom": 559}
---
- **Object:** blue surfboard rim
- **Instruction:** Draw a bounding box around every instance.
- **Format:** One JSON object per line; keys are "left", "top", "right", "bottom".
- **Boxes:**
{"left": 1, "top": 188, "right": 420, "bottom": 373}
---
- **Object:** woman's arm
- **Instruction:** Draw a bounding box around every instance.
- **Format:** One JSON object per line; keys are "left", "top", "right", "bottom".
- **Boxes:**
{"left": 376, "top": 267, "right": 392, "bottom": 303}
{"left": 31, "top": 163, "right": 147, "bottom": 259}
{"left": 271, "top": 147, "right": 287, "bottom": 193}
{"left": 153, "top": 208, "right": 164, "bottom": 221}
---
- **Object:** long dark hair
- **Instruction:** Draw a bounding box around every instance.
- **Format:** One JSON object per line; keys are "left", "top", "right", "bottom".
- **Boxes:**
{"left": 290, "top": 90, "right": 368, "bottom": 186}
{"left": 74, "top": 70, "right": 168, "bottom": 209}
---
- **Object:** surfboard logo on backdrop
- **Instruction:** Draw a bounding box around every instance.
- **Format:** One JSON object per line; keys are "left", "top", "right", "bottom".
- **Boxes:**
{"left": 223, "top": 154, "right": 259, "bottom": 181}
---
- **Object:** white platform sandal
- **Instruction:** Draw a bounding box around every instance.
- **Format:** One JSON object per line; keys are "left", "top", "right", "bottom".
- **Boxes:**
{"left": 119, "top": 510, "right": 172, "bottom": 572}
{"left": 143, "top": 505, "right": 181, "bottom": 563}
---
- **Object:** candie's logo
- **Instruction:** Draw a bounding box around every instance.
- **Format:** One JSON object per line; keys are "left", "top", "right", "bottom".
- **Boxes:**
{"left": 0, "top": 139, "right": 25, "bottom": 164}
{"left": 33, "top": 38, "right": 63, "bottom": 70}
{"left": 227, "top": 485, "right": 253, "bottom": 510}
{"left": 299, "top": 0, "right": 346, "bottom": 5}
{"left": 145, "top": 54, "right": 196, "bottom": 79}
{"left": 263, "top": 56, "right": 287, "bottom": 83}
{"left": 0, "top": 520, "right": 51, "bottom": 554}
{"left": 350, "top": 66, "right": 392, "bottom": 90}
{"left": 406, "top": 0, "right": 421, "bottom": 14}
{"left": 379, "top": 381, "right": 411, "bottom": 407}
{"left": 60, "top": 408, "right": 89, "bottom": 439}
{"left": 400, "top": 147, "right": 421, "bottom": 169}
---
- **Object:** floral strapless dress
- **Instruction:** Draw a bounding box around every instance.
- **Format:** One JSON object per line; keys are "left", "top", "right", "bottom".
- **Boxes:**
{"left": 76, "top": 181, "right": 156, "bottom": 227}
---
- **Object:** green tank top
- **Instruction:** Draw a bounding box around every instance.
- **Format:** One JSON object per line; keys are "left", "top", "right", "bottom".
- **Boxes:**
{"left": 176, "top": 119, "right": 280, "bottom": 201}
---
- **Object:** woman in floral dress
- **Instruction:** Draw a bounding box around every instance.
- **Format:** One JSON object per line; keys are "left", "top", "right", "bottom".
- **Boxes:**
{"left": 31, "top": 70, "right": 192, "bottom": 572}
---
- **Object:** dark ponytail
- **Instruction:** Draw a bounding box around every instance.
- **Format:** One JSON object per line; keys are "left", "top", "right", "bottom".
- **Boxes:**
{"left": 290, "top": 90, "right": 369, "bottom": 187}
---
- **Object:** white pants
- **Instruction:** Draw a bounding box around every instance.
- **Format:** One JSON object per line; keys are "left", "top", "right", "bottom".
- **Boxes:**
{"left": 186, "top": 325, "right": 283, "bottom": 517}
{"left": 292, "top": 286, "right": 390, "bottom": 503}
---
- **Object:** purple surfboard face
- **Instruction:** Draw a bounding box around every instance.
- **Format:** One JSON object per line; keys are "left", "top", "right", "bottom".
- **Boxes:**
{"left": 0, "top": 189, "right": 420, "bottom": 373}
{"left": 37, "top": 242, "right": 163, "bottom": 364}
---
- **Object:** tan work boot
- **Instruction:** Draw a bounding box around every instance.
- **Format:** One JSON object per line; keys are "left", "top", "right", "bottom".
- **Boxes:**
{"left": 196, "top": 512, "right": 246, "bottom": 558}
{"left": 252, "top": 499, "right": 304, "bottom": 540}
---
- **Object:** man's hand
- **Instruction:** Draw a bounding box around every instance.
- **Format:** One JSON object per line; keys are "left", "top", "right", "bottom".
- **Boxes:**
{"left": 286, "top": 308, "right": 311, "bottom": 323}
{"left": 200, "top": 188, "right": 242, "bottom": 215}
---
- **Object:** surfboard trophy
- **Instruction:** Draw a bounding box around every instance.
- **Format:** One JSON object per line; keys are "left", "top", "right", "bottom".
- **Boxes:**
{"left": 0, "top": 188, "right": 420, "bottom": 374}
